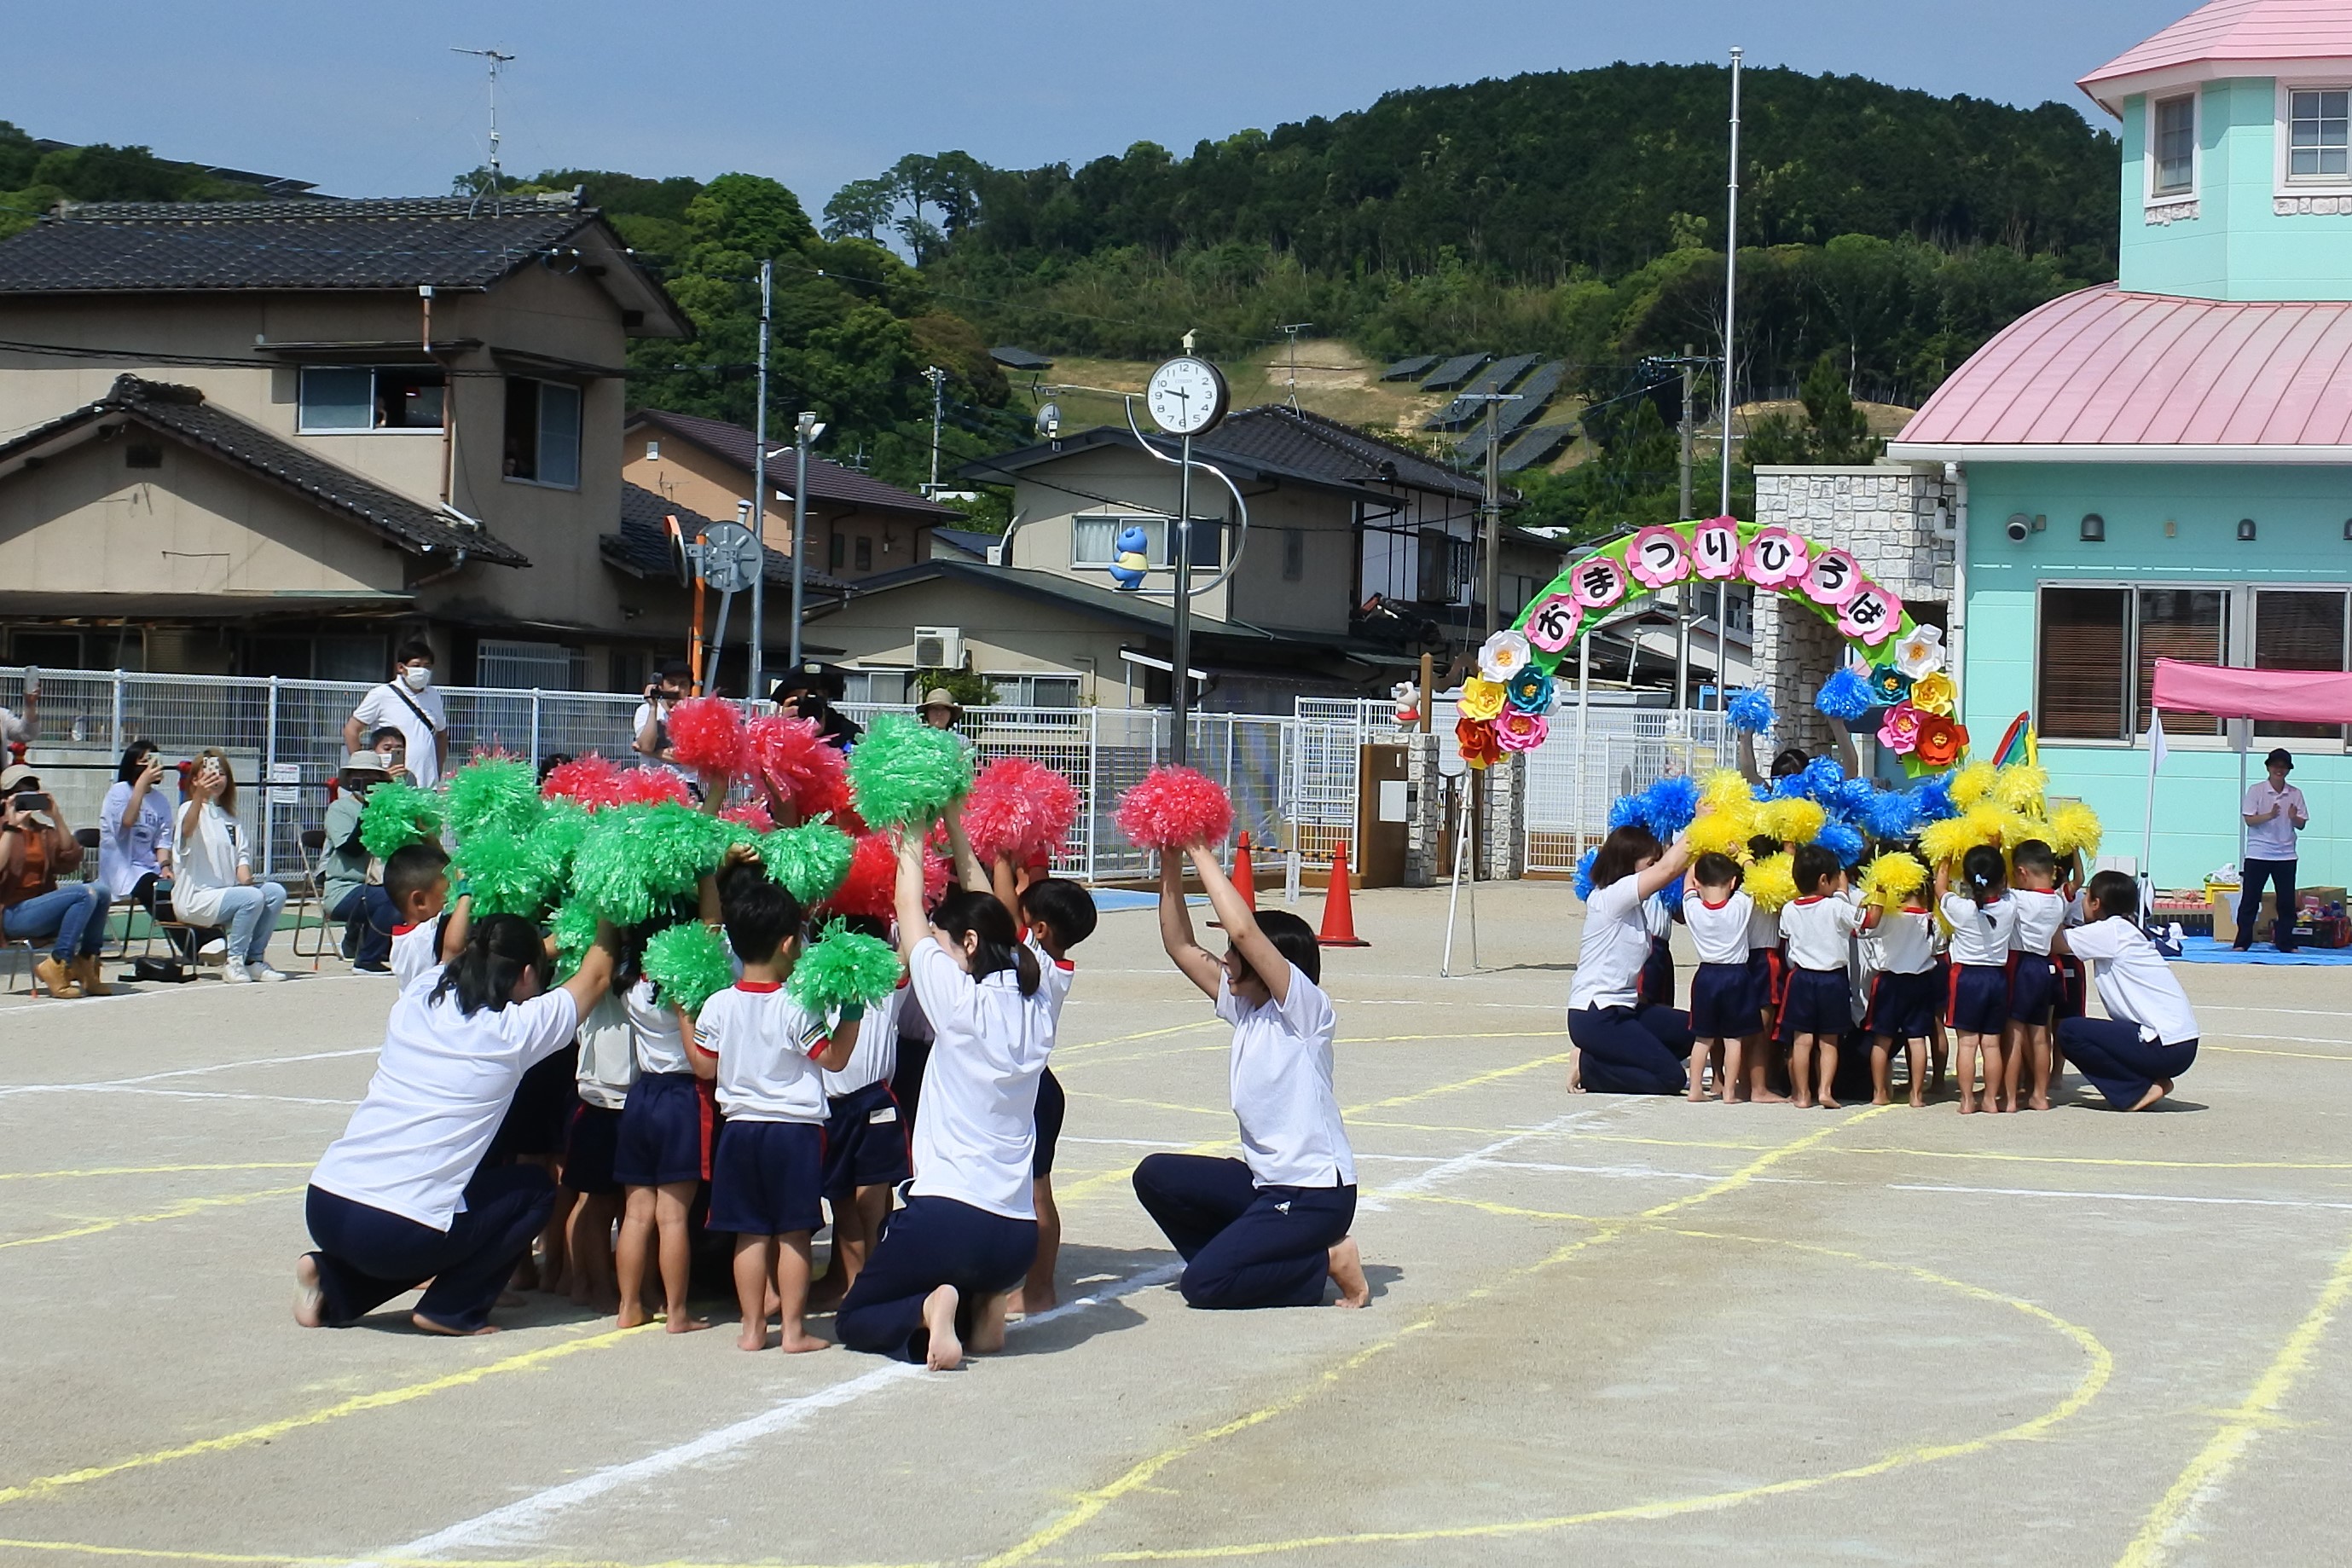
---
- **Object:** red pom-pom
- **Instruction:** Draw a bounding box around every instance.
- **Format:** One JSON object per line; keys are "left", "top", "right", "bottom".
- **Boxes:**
{"left": 665, "top": 696, "right": 745, "bottom": 778}
{"left": 720, "top": 798, "right": 773, "bottom": 832}
{"left": 744, "top": 714, "right": 850, "bottom": 821}
{"left": 820, "top": 834, "right": 897, "bottom": 919}
{"left": 541, "top": 754, "right": 623, "bottom": 808}
{"left": 614, "top": 767, "right": 692, "bottom": 807}
{"left": 925, "top": 844, "right": 950, "bottom": 906}
{"left": 964, "top": 758, "right": 1080, "bottom": 867}
{"left": 1114, "top": 766, "right": 1233, "bottom": 852}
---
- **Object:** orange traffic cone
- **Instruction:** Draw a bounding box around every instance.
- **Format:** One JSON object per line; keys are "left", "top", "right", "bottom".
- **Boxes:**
{"left": 1233, "top": 833, "right": 1258, "bottom": 911}
{"left": 1317, "top": 842, "right": 1370, "bottom": 947}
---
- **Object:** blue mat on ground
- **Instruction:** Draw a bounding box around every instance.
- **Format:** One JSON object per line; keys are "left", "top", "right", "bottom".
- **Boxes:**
{"left": 2171, "top": 935, "right": 2352, "bottom": 965}
{"left": 1090, "top": 890, "right": 1206, "bottom": 912}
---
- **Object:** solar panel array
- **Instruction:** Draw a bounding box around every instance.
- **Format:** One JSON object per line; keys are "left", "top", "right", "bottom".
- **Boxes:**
{"left": 1498, "top": 424, "right": 1576, "bottom": 472}
{"left": 1423, "top": 354, "right": 1540, "bottom": 429}
{"left": 1494, "top": 362, "right": 1565, "bottom": 434}
{"left": 1417, "top": 353, "right": 1490, "bottom": 392}
{"left": 1380, "top": 355, "right": 1439, "bottom": 382}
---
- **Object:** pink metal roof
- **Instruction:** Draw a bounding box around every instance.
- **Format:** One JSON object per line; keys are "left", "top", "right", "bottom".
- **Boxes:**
{"left": 2081, "top": 1, "right": 2352, "bottom": 113}
{"left": 1890, "top": 285, "right": 2352, "bottom": 453}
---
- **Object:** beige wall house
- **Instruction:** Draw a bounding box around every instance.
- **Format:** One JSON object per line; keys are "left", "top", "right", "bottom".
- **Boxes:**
{"left": 0, "top": 194, "right": 699, "bottom": 686}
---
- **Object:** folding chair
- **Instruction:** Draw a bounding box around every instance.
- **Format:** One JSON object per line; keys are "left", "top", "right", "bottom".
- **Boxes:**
{"left": 72, "top": 826, "right": 133, "bottom": 961}
{"left": 289, "top": 828, "right": 337, "bottom": 970}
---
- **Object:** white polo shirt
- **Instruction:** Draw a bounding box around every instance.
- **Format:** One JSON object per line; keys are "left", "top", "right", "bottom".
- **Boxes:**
{"left": 1866, "top": 908, "right": 1936, "bottom": 975}
{"left": 823, "top": 981, "right": 906, "bottom": 1096}
{"left": 2242, "top": 778, "right": 2307, "bottom": 861}
{"left": 700, "top": 981, "right": 831, "bottom": 1124}
{"left": 1568, "top": 877, "right": 1653, "bottom": 1012}
{"left": 1780, "top": 893, "right": 1863, "bottom": 972}
{"left": 907, "top": 937, "right": 1058, "bottom": 1219}
{"left": 2065, "top": 917, "right": 2199, "bottom": 1044}
{"left": 625, "top": 975, "right": 694, "bottom": 1076}
{"left": 390, "top": 919, "right": 443, "bottom": 991}
{"left": 1942, "top": 893, "right": 2019, "bottom": 968}
{"left": 2011, "top": 887, "right": 2069, "bottom": 957}
{"left": 351, "top": 681, "right": 449, "bottom": 789}
{"left": 1681, "top": 888, "right": 1754, "bottom": 965}
{"left": 1217, "top": 963, "right": 1354, "bottom": 1189}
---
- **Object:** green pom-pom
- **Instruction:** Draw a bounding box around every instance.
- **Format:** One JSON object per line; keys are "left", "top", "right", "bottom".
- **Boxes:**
{"left": 444, "top": 757, "right": 542, "bottom": 842}
{"left": 528, "top": 801, "right": 590, "bottom": 888}
{"left": 455, "top": 830, "right": 553, "bottom": 917}
{"left": 847, "top": 713, "right": 972, "bottom": 829}
{"left": 568, "top": 804, "right": 736, "bottom": 926}
{"left": 787, "top": 923, "right": 903, "bottom": 1015}
{"left": 638, "top": 803, "right": 733, "bottom": 895}
{"left": 760, "top": 820, "right": 854, "bottom": 906}
{"left": 359, "top": 780, "right": 444, "bottom": 859}
{"left": 550, "top": 901, "right": 599, "bottom": 979}
{"left": 642, "top": 921, "right": 736, "bottom": 1016}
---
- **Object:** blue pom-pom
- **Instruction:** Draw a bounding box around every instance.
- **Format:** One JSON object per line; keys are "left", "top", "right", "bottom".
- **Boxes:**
{"left": 1816, "top": 820, "right": 1865, "bottom": 866}
{"left": 1726, "top": 687, "right": 1776, "bottom": 736}
{"left": 1637, "top": 774, "right": 1701, "bottom": 839}
{"left": 1608, "top": 795, "right": 1642, "bottom": 830}
{"left": 1751, "top": 780, "right": 1775, "bottom": 802}
{"left": 1914, "top": 775, "right": 1957, "bottom": 823}
{"left": 1660, "top": 876, "right": 1686, "bottom": 908}
{"left": 1800, "top": 755, "right": 1847, "bottom": 803}
{"left": 1860, "top": 788, "right": 1923, "bottom": 842}
{"left": 1573, "top": 847, "right": 1599, "bottom": 900}
{"left": 1815, "top": 666, "right": 1874, "bottom": 722}
{"left": 1770, "top": 772, "right": 1811, "bottom": 801}
{"left": 1833, "top": 777, "right": 1879, "bottom": 821}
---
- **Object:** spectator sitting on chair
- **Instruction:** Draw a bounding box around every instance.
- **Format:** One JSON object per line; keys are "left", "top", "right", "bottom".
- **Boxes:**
{"left": 1, "top": 763, "right": 109, "bottom": 998}
{"left": 100, "top": 739, "right": 202, "bottom": 963}
{"left": 172, "top": 749, "right": 288, "bottom": 984}
{"left": 323, "top": 751, "right": 397, "bottom": 973}
{"left": 344, "top": 640, "right": 449, "bottom": 789}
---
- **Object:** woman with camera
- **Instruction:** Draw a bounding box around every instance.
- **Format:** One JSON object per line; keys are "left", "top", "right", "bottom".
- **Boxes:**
{"left": 1, "top": 762, "right": 110, "bottom": 998}
{"left": 172, "top": 748, "right": 288, "bottom": 984}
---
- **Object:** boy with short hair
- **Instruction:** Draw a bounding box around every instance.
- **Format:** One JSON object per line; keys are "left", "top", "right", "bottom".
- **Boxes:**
{"left": 1862, "top": 874, "right": 1938, "bottom": 1108}
{"left": 699, "top": 870, "right": 857, "bottom": 1352}
{"left": 999, "top": 864, "right": 1098, "bottom": 1315}
{"left": 1777, "top": 845, "right": 1875, "bottom": 1110}
{"left": 383, "top": 842, "right": 464, "bottom": 990}
{"left": 2006, "top": 839, "right": 2068, "bottom": 1113}
{"left": 1681, "top": 853, "right": 1758, "bottom": 1103}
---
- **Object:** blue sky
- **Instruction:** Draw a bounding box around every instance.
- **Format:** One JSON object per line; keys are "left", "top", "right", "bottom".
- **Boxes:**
{"left": 4, "top": 2, "right": 2192, "bottom": 208}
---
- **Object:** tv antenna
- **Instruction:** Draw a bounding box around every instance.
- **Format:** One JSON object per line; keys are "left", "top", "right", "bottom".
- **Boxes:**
{"left": 1277, "top": 322, "right": 1313, "bottom": 410}
{"left": 453, "top": 47, "right": 516, "bottom": 214}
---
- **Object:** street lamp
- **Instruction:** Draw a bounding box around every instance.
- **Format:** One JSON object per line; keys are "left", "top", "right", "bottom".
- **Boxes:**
{"left": 787, "top": 411, "right": 826, "bottom": 675}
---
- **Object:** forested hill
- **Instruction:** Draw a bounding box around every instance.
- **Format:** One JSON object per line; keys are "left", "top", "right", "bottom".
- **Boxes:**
{"left": 946, "top": 63, "right": 2118, "bottom": 282}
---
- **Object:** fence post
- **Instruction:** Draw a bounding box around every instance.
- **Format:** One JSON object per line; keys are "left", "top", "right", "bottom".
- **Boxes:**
{"left": 530, "top": 690, "right": 542, "bottom": 764}
{"left": 263, "top": 676, "right": 280, "bottom": 878}
{"left": 1083, "top": 707, "right": 1099, "bottom": 884}
{"left": 109, "top": 670, "right": 125, "bottom": 755}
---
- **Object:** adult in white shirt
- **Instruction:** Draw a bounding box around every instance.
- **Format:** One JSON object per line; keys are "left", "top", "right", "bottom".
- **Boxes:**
{"left": 2235, "top": 748, "right": 2309, "bottom": 953}
{"left": 1135, "top": 842, "right": 1368, "bottom": 1311}
{"left": 171, "top": 749, "right": 287, "bottom": 984}
{"left": 98, "top": 739, "right": 177, "bottom": 916}
{"left": 1567, "top": 826, "right": 1695, "bottom": 1095}
{"left": 343, "top": 639, "right": 449, "bottom": 790}
{"left": 298, "top": 914, "right": 617, "bottom": 1334}
{"left": 2054, "top": 871, "right": 2198, "bottom": 1111}
{"left": 632, "top": 659, "right": 692, "bottom": 775}
{"left": 837, "top": 816, "right": 1058, "bottom": 1369}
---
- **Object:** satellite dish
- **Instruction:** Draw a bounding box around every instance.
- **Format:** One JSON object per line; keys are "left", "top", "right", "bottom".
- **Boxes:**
{"left": 1036, "top": 402, "right": 1061, "bottom": 440}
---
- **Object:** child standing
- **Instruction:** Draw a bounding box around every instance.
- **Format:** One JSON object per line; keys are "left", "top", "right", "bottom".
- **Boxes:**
{"left": 1681, "top": 853, "right": 1758, "bottom": 1103}
{"left": 1135, "top": 842, "right": 1368, "bottom": 1310}
{"left": 1778, "top": 845, "right": 1871, "bottom": 1109}
{"left": 562, "top": 987, "right": 634, "bottom": 1312}
{"left": 611, "top": 919, "right": 714, "bottom": 1332}
{"left": 1862, "top": 881, "right": 1938, "bottom": 1108}
{"left": 702, "top": 867, "right": 857, "bottom": 1352}
{"left": 2006, "top": 840, "right": 2068, "bottom": 1112}
{"left": 811, "top": 913, "right": 907, "bottom": 1311}
{"left": 1742, "top": 833, "right": 1790, "bottom": 1103}
{"left": 1002, "top": 865, "right": 1098, "bottom": 1316}
{"left": 384, "top": 842, "right": 463, "bottom": 990}
{"left": 1938, "top": 845, "right": 2019, "bottom": 1114}
{"left": 2053, "top": 871, "right": 2200, "bottom": 1110}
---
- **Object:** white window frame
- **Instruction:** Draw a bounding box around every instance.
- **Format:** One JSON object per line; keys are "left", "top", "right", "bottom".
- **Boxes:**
{"left": 1070, "top": 513, "right": 1222, "bottom": 574}
{"left": 990, "top": 671, "right": 1083, "bottom": 708}
{"left": 2274, "top": 80, "right": 2352, "bottom": 199}
{"left": 296, "top": 366, "right": 447, "bottom": 434}
{"left": 2146, "top": 90, "right": 2201, "bottom": 211}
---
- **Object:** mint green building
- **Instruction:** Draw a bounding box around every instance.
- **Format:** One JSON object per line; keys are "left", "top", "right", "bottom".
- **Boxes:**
{"left": 1889, "top": 0, "right": 2352, "bottom": 889}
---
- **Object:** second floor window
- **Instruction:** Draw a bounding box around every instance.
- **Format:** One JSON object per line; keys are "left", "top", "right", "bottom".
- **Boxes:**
{"left": 1071, "top": 514, "right": 1221, "bottom": 570}
{"left": 2290, "top": 89, "right": 2351, "bottom": 180}
{"left": 2153, "top": 94, "right": 2197, "bottom": 196}
{"left": 298, "top": 367, "right": 444, "bottom": 431}
{"left": 504, "top": 377, "right": 582, "bottom": 489}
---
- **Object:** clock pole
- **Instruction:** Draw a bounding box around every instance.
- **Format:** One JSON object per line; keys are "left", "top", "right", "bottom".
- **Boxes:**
{"left": 1171, "top": 431, "right": 1194, "bottom": 765}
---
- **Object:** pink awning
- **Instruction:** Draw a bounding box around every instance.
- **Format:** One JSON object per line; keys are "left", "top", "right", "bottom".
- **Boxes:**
{"left": 2151, "top": 658, "right": 2352, "bottom": 723}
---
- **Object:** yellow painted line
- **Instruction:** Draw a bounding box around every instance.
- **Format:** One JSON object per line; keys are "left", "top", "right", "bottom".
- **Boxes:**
{"left": 977, "top": 1107, "right": 1897, "bottom": 1567}
{"left": 1387, "top": 1192, "right": 1608, "bottom": 1224}
{"left": 1347, "top": 1052, "right": 1574, "bottom": 1114}
{"left": 2112, "top": 1226, "right": 2352, "bottom": 1568}
{"left": 0, "top": 1188, "right": 306, "bottom": 1252}
{"left": 0, "top": 1323, "right": 657, "bottom": 1509}
{"left": 1051, "top": 1020, "right": 1221, "bottom": 1061}
{"left": 0, "top": 1164, "right": 313, "bottom": 1183}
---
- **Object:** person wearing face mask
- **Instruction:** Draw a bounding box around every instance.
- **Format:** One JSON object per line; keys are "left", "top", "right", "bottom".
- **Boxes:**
{"left": 344, "top": 639, "right": 449, "bottom": 789}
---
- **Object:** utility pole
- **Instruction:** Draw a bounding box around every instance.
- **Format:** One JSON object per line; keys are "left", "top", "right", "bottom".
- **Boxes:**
{"left": 923, "top": 365, "right": 947, "bottom": 495}
{"left": 749, "top": 258, "right": 771, "bottom": 709}
{"left": 1678, "top": 344, "right": 1695, "bottom": 524}
{"left": 1277, "top": 323, "right": 1313, "bottom": 411}
{"left": 789, "top": 411, "right": 820, "bottom": 670}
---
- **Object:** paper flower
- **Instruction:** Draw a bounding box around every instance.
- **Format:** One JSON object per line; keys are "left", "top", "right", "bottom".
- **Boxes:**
{"left": 1892, "top": 623, "right": 1946, "bottom": 679}
{"left": 1458, "top": 677, "right": 1508, "bottom": 722}
{"left": 1838, "top": 585, "right": 1901, "bottom": 645}
{"left": 1625, "top": 527, "right": 1689, "bottom": 589}
{"left": 1909, "top": 670, "right": 1955, "bottom": 716}
{"left": 1800, "top": 549, "right": 1863, "bottom": 609}
{"left": 1741, "top": 527, "right": 1810, "bottom": 588}
{"left": 1878, "top": 700, "right": 1925, "bottom": 755}
{"left": 1505, "top": 668, "right": 1554, "bottom": 713}
{"left": 1494, "top": 709, "right": 1549, "bottom": 751}
{"left": 1567, "top": 555, "right": 1628, "bottom": 610}
{"left": 1815, "top": 666, "right": 1875, "bottom": 722}
{"left": 1456, "top": 715, "right": 1503, "bottom": 769}
{"left": 1725, "top": 687, "right": 1775, "bottom": 735}
{"left": 1866, "top": 664, "right": 1913, "bottom": 708}
{"left": 1477, "top": 629, "right": 1533, "bottom": 683}
{"left": 1691, "top": 518, "right": 1742, "bottom": 580}
{"left": 1914, "top": 713, "right": 1967, "bottom": 767}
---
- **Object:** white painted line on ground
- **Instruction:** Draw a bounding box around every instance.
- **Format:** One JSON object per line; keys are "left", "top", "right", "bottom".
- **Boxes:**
{"left": 1892, "top": 1183, "right": 2352, "bottom": 1212}
{"left": 0, "top": 1047, "right": 377, "bottom": 1099}
{"left": 344, "top": 1262, "right": 1183, "bottom": 1566}
{"left": 1360, "top": 1101, "right": 1642, "bottom": 1212}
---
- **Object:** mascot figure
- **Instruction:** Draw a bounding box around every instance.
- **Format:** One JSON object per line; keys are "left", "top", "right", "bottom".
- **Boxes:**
{"left": 1108, "top": 524, "right": 1152, "bottom": 591}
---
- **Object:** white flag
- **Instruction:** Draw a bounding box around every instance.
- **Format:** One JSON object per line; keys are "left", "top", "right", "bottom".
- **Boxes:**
{"left": 2145, "top": 710, "right": 2169, "bottom": 775}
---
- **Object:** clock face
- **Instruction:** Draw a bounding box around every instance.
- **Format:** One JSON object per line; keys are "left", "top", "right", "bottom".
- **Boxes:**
{"left": 1146, "top": 356, "right": 1229, "bottom": 436}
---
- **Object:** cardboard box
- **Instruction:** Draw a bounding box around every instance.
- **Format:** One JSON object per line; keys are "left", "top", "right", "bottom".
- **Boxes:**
{"left": 2212, "top": 885, "right": 2347, "bottom": 944}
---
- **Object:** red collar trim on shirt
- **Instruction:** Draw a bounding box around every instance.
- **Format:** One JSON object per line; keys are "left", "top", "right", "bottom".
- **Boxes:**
{"left": 391, "top": 923, "right": 417, "bottom": 936}
{"left": 1900, "top": 905, "right": 1930, "bottom": 914}
{"left": 1792, "top": 895, "right": 1828, "bottom": 906}
{"left": 895, "top": 974, "right": 910, "bottom": 990}
{"left": 2017, "top": 886, "right": 2060, "bottom": 896}
{"left": 1053, "top": 958, "right": 1075, "bottom": 972}
{"left": 1700, "top": 896, "right": 1732, "bottom": 910}
{"left": 734, "top": 980, "right": 783, "bottom": 993}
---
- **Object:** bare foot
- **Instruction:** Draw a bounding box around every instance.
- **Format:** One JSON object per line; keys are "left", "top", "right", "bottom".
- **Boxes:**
{"left": 412, "top": 1311, "right": 499, "bottom": 1336}
{"left": 969, "top": 1291, "right": 1011, "bottom": 1353}
{"left": 617, "top": 1300, "right": 651, "bottom": 1330}
{"left": 1909, "top": 1092, "right": 1927, "bottom": 1108}
{"left": 1793, "top": 1095, "right": 1815, "bottom": 1110}
{"left": 1871, "top": 1093, "right": 1891, "bottom": 1107}
{"left": 496, "top": 1289, "right": 527, "bottom": 1310}
{"left": 2029, "top": 1093, "right": 2051, "bottom": 1112}
{"left": 737, "top": 1322, "right": 768, "bottom": 1352}
{"left": 663, "top": 1312, "right": 710, "bottom": 1334}
{"left": 2130, "top": 1082, "right": 2170, "bottom": 1112}
{"left": 1958, "top": 1099, "right": 1980, "bottom": 1114}
{"left": 807, "top": 1277, "right": 846, "bottom": 1313}
{"left": 1748, "top": 1088, "right": 1791, "bottom": 1103}
{"left": 1819, "top": 1095, "right": 1843, "bottom": 1110}
{"left": 511, "top": 1259, "right": 540, "bottom": 1292}
{"left": 923, "top": 1285, "right": 964, "bottom": 1370}
{"left": 1686, "top": 1088, "right": 1711, "bottom": 1103}
{"left": 1328, "top": 1236, "right": 1370, "bottom": 1308}
{"left": 293, "top": 1253, "right": 327, "bottom": 1328}
{"left": 778, "top": 1328, "right": 831, "bottom": 1354}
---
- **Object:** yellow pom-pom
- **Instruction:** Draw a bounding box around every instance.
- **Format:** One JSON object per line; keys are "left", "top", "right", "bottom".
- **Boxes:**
{"left": 1744, "top": 851, "right": 1798, "bottom": 912}
{"left": 2045, "top": 801, "right": 2104, "bottom": 860}
{"left": 1919, "top": 814, "right": 1982, "bottom": 870}
{"left": 1963, "top": 803, "right": 2013, "bottom": 848}
{"left": 1857, "top": 850, "right": 1927, "bottom": 911}
{"left": 1700, "top": 769, "right": 1753, "bottom": 815}
{"left": 1758, "top": 797, "right": 1825, "bottom": 845}
{"left": 1991, "top": 763, "right": 2049, "bottom": 814}
{"left": 1686, "top": 811, "right": 1752, "bottom": 861}
{"left": 1949, "top": 762, "right": 1999, "bottom": 810}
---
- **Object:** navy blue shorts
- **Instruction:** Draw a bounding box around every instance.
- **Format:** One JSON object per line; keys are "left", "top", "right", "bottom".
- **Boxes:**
{"left": 1033, "top": 1066, "right": 1064, "bottom": 1179}
{"left": 1640, "top": 934, "right": 1675, "bottom": 1008}
{"left": 1778, "top": 968, "right": 1851, "bottom": 1038}
{"left": 1862, "top": 970, "right": 1938, "bottom": 1041}
{"left": 2009, "top": 952, "right": 2057, "bottom": 1027}
{"left": 1948, "top": 963, "right": 2011, "bottom": 1036}
{"left": 823, "top": 1080, "right": 912, "bottom": 1196}
{"left": 486, "top": 1043, "right": 579, "bottom": 1163}
{"left": 1747, "top": 949, "right": 1785, "bottom": 1017}
{"left": 561, "top": 1103, "right": 623, "bottom": 1196}
{"left": 1689, "top": 961, "right": 1761, "bottom": 1039}
{"left": 710, "top": 1119, "right": 826, "bottom": 1236}
{"left": 611, "top": 1071, "right": 708, "bottom": 1188}
{"left": 2054, "top": 953, "right": 2089, "bottom": 1021}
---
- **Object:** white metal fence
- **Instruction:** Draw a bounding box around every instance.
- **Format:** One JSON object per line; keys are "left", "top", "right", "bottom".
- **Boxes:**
{"left": 1523, "top": 709, "right": 1730, "bottom": 874}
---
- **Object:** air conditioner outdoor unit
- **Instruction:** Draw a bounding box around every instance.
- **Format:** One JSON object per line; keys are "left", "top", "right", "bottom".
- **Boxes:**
{"left": 913, "top": 625, "right": 964, "bottom": 669}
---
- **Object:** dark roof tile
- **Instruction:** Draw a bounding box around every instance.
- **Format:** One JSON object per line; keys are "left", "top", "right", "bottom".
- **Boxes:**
{"left": 606, "top": 482, "right": 850, "bottom": 593}
{"left": 628, "top": 408, "right": 960, "bottom": 519}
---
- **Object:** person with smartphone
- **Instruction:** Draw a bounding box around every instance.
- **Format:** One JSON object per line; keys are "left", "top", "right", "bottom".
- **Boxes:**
{"left": 99, "top": 739, "right": 201, "bottom": 963}
{"left": 1, "top": 762, "right": 109, "bottom": 998}
{"left": 171, "top": 749, "right": 288, "bottom": 984}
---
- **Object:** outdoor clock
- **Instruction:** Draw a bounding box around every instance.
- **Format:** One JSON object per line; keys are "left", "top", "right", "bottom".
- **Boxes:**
{"left": 1145, "top": 356, "right": 1229, "bottom": 437}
